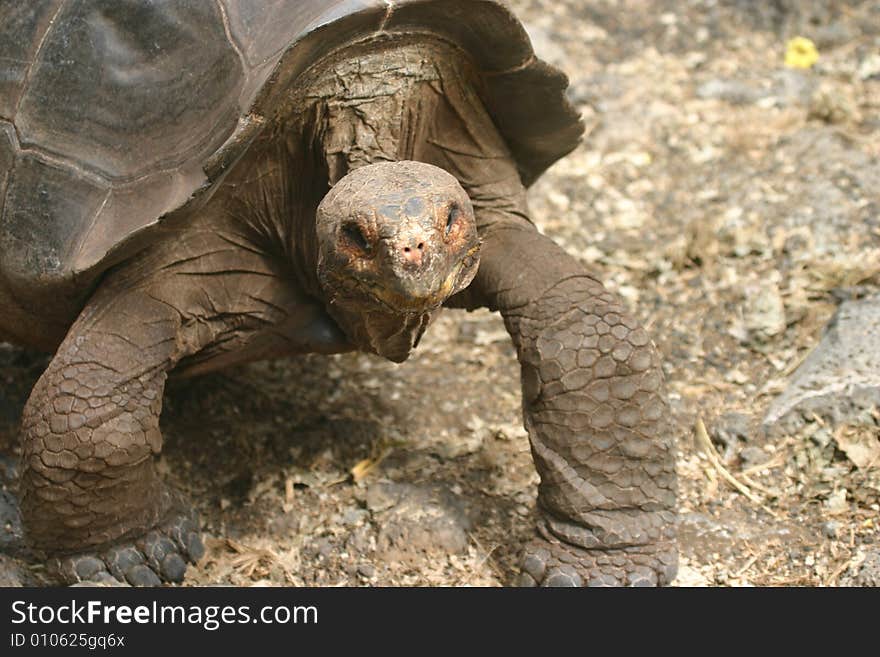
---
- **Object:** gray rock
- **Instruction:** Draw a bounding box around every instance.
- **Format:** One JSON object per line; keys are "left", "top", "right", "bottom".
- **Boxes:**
{"left": 764, "top": 294, "right": 880, "bottom": 434}
{"left": 770, "top": 69, "right": 817, "bottom": 108}
{"left": 858, "top": 53, "right": 880, "bottom": 82}
{"left": 710, "top": 412, "right": 752, "bottom": 462}
{"left": 342, "top": 507, "right": 369, "bottom": 527}
{"left": 739, "top": 446, "right": 769, "bottom": 467}
{"left": 369, "top": 482, "right": 472, "bottom": 562}
{"left": 0, "top": 455, "right": 24, "bottom": 556}
{"left": 809, "top": 427, "right": 833, "bottom": 448}
{"left": 0, "top": 456, "right": 35, "bottom": 586}
{"left": 811, "top": 21, "right": 857, "bottom": 49}
{"left": 696, "top": 78, "right": 766, "bottom": 105}
{"left": 842, "top": 549, "right": 880, "bottom": 587}
{"left": 743, "top": 282, "right": 786, "bottom": 343}
{"left": 364, "top": 483, "right": 397, "bottom": 513}
{"left": 0, "top": 554, "right": 29, "bottom": 587}
{"left": 820, "top": 521, "right": 839, "bottom": 540}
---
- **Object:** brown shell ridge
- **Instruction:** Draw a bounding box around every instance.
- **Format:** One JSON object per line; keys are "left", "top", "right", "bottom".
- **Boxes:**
{"left": 10, "top": 0, "right": 67, "bottom": 123}
{"left": 14, "top": 142, "right": 108, "bottom": 189}
{"left": 14, "top": 118, "right": 239, "bottom": 188}
{"left": 213, "top": 0, "right": 248, "bottom": 74}
{"left": 378, "top": 0, "right": 395, "bottom": 32}
{"left": 70, "top": 189, "right": 112, "bottom": 268}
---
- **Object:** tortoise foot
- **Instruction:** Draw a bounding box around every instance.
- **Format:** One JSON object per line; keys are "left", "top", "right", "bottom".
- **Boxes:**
{"left": 517, "top": 533, "right": 678, "bottom": 588}
{"left": 54, "top": 505, "right": 203, "bottom": 587}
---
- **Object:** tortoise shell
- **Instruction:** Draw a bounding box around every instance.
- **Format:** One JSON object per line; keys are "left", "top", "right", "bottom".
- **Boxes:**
{"left": 0, "top": 0, "right": 582, "bottom": 337}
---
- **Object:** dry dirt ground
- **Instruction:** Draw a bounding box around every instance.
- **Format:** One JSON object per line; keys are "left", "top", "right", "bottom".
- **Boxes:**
{"left": 2, "top": 0, "right": 879, "bottom": 587}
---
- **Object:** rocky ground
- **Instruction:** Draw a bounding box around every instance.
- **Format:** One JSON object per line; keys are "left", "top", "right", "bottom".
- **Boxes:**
{"left": 2, "top": 0, "right": 879, "bottom": 587}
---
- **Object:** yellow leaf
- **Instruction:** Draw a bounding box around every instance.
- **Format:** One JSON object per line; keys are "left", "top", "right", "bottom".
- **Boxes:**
{"left": 349, "top": 443, "right": 392, "bottom": 483}
{"left": 785, "top": 37, "right": 819, "bottom": 69}
{"left": 350, "top": 458, "right": 375, "bottom": 483}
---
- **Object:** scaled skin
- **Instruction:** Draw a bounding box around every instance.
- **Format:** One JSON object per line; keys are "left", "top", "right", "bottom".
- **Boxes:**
{"left": 19, "top": 37, "right": 676, "bottom": 586}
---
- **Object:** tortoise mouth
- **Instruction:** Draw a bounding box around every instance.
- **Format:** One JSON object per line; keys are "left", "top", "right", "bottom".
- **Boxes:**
{"left": 325, "top": 243, "right": 480, "bottom": 315}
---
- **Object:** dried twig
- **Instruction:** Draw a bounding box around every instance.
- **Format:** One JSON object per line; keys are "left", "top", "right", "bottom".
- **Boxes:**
{"left": 733, "top": 553, "right": 761, "bottom": 578}
{"left": 225, "top": 538, "right": 295, "bottom": 582}
{"left": 824, "top": 555, "right": 853, "bottom": 587}
{"left": 740, "top": 452, "right": 786, "bottom": 477}
{"left": 350, "top": 443, "right": 393, "bottom": 483}
{"left": 465, "top": 533, "right": 502, "bottom": 585}
{"left": 695, "top": 417, "right": 779, "bottom": 517}
{"left": 740, "top": 473, "right": 780, "bottom": 498}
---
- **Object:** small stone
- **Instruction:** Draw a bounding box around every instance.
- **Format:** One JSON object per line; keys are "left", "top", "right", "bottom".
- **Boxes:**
{"left": 724, "top": 368, "right": 750, "bottom": 385}
{"left": 342, "top": 507, "right": 368, "bottom": 527}
{"left": 770, "top": 69, "right": 816, "bottom": 106}
{"left": 858, "top": 53, "right": 880, "bottom": 81}
{"left": 739, "top": 446, "right": 768, "bottom": 467}
{"left": 0, "top": 554, "right": 29, "bottom": 587}
{"left": 821, "top": 521, "right": 839, "bottom": 539}
{"left": 364, "top": 484, "right": 397, "bottom": 513}
{"left": 710, "top": 412, "right": 751, "bottom": 462}
{"left": 843, "top": 550, "right": 880, "bottom": 587}
{"left": 671, "top": 564, "right": 710, "bottom": 587}
{"left": 357, "top": 563, "right": 376, "bottom": 579}
{"left": 743, "top": 282, "right": 786, "bottom": 343}
{"left": 810, "top": 427, "right": 833, "bottom": 448}
{"left": 696, "top": 78, "right": 765, "bottom": 105}
{"left": 714, "top": 412, "right": 751, "bottom": 442}
{"left": 824, "top": 489, "right": 848, "bottom": 514}
{"left": 373, "top": 483, "right": 471, "bottom": 563}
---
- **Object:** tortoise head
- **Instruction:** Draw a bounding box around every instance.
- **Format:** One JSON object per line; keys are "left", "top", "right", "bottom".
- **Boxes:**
{"left": 315, "top": 161, "right": 480, "bottom": 316}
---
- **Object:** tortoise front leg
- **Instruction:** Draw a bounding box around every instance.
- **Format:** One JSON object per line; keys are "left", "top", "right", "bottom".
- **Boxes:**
{"left": 460, "top": 222, "right": 677, "bottom": 586}
{"left": 19, "top": 223, "right": 344, "bottom": 585}
{"left": 20, "top": 283, "right": 202, "bottom": 585}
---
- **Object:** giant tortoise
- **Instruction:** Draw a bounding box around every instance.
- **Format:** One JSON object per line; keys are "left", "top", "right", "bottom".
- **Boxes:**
{"left": 0, "top": 0, "right": 677, "bottom": 586}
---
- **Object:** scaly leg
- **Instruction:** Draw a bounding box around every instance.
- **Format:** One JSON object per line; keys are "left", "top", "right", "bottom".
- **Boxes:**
{"left": 20, "top": 226, "right": 345, "bottom": 584}
{"left": 20, "top": 281, "right": 201, "bottom": 585}
{"left": 456, "top": 222, "right": 677, "bottom": 586}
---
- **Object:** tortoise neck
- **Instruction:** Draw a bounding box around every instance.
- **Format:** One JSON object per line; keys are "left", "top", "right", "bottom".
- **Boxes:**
{"left": 307, "top": 35, "right": 472, "bottom": 182}
{"left": 322, "top": 303, "right": 437, "bottom": 363}
{"left": 286, "top": 37, "right": 473, "bottom": 360}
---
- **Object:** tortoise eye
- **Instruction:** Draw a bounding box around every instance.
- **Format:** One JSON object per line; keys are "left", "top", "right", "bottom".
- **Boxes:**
{"left": 342, "top": 223, "right": 370, "bottom": 253}
{"left": 446, "top": 205, "right": 460, "bottom": 235}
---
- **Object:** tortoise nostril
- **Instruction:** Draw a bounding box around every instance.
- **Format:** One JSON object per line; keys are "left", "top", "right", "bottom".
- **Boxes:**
{"left": 402, "top": 242, "right": 425, "bottom": 266}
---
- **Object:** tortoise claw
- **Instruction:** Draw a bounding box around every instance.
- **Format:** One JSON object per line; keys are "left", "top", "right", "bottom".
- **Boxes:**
{"left": 518, "top": 534, "right": 677, "bottom": 588}
{"left": 55, "top": 506, "right": 203, "bottom": 587}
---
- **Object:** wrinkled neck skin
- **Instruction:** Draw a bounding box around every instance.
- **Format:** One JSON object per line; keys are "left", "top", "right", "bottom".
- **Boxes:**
{"left": 321, "top": 302, "right": 436, "bottom": 363}
{"left": 285, "top": 36, "right": 476, "bottom": 362}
